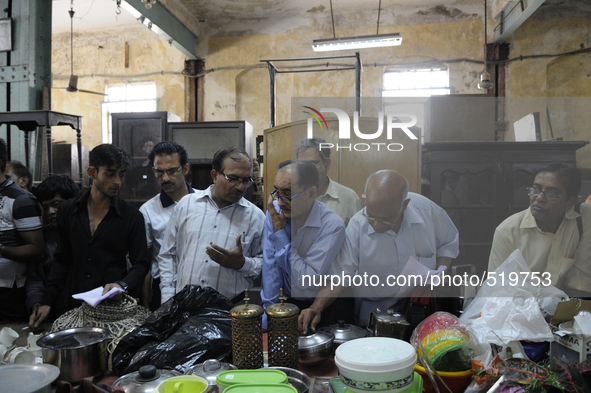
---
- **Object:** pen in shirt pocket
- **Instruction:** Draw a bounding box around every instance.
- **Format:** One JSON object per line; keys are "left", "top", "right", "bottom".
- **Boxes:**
{"left": 416, "top": 252, "right": 434, "bottom": 259}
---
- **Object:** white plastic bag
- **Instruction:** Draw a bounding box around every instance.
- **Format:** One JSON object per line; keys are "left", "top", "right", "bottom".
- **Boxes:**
{"left": 460, "top": 249, "right": 568, "bottom": 324}
{"left": 469, "top": 287, "right": 554, "bottom": 344}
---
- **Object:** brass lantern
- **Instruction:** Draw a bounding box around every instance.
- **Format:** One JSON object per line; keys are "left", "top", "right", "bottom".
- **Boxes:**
{"left": 230, "top": 289, "right": 264, "bottom": 369}
{"left": 265, "top": 288, "right": 300, "bottom": 369}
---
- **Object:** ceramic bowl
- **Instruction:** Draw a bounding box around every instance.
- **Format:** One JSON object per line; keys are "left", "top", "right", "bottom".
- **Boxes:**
{"left": 335, "top": 337, "right": 416, "bottom": 393}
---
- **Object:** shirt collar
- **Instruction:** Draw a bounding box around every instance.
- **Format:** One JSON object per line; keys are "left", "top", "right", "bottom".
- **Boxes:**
{"left": 0, "top": 178, "right": 14, "bottom": 192}
{"left": 521, "top": 205, "right": 579, "bottom": 230}
{"left": 197, "top": 185, "right": 250, "bottom": 208}
{"left": 365, "top": 199, "right": 422, "bottom": 235}
{"left": 160, "top": 182, "right": 195, "bottom": 208}
{"left": 301, "top": 201, "right": 323, "bottom": 229}
{"left": 321, "top": 177, "right": 339, "bottom": 200}
{"left": 74, "top": 190, "right": 125, "bottom": 217}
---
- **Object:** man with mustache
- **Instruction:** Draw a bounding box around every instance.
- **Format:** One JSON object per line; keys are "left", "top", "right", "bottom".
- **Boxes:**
{"left": 30, "top": 144, "right": 150, "bottom": 328}
{"left": 159, "top": 147, "right": 265, "bottom": 304}
{"left": 488, "top": 163, "right": 591, "bottom": 295}
{"left": 139, "top": 141, "right": 195, "bottom": 310}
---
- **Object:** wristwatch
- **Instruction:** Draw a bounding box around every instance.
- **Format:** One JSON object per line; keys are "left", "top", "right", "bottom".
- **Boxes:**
{"left": 115, "top": 281, "right": 129, "bottom": 293}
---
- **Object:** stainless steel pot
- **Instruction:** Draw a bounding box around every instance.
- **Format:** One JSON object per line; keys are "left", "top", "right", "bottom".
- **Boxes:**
{"left": 319, "top": 320, "right": 369, "bottom": 348}
{"left": 37, "top": 327, "right": 110, "bottom": 382}
{"left": 185, "top": 359, "right": 237, "bottom": 392}
{"left": 0, "top": 364, "right": 60, "bottom": 393}
{"left": 298, "top": 332, "right": 334, "bottom": 366}
{"left": 113, "top": 365, "right": 182, "bottom": 393}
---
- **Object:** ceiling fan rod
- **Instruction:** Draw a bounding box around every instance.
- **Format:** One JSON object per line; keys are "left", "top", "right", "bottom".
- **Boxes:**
{"left": 69, "top": 1, "right": 75, "bottom": 76}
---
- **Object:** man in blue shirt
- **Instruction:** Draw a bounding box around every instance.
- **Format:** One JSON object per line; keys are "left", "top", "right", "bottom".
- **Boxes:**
{"left": 261, "top": 160, "right": 351, "bottom": 328}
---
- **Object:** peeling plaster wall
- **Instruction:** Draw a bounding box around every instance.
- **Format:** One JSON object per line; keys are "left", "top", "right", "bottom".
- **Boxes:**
{"left": 503, "top": 17, "right": 591, "bottom": 167}
{"left": 203, "top": 20, "right": 486, "bottom": 147}
{"left": 50, "top": 28, "right": 187, "bottom": 149}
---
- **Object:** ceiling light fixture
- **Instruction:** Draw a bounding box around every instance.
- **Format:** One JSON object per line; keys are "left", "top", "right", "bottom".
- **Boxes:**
{"left": 313, "top": 33, "right": 402, "bottom": 52}
{"left": 312, "top": 0, "right": 402, "bottom": 52}
{"left": 477, "top": 0, "right": 494, "bottom": 91}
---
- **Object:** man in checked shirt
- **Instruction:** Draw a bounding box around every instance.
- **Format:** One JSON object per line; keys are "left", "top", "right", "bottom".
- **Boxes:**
{"left": 158, "top": 147, "right": 265, "bottom": 304}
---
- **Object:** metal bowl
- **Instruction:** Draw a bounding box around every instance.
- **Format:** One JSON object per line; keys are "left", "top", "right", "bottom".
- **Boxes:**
{"left": 298, "top": 332, "right": 334, "bottom": 366}
{"left": 265, "top": 366, "right": 311, "bottom": 393}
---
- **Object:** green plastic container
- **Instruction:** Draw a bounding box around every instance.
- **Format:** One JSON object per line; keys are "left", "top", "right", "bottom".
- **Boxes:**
{"left": 216, "top": 370, "right": 288, "bottom": 392}
{"left": 225, "top": 384, "right": 298, "bottom": 393}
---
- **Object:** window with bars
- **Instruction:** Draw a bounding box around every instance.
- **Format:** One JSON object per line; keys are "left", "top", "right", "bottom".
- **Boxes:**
{"left": 382, "top": 68, "right": 451, "bottom": 97}
{"left": 101, "top": 82, "right": 158, "bottom": 143}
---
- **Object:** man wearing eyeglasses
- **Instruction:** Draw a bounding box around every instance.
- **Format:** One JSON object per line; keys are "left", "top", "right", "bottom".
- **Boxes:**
{"left": 261, "top": 160, "right": 349, "bottom": 329}
{"left": 295, "top": 137, "right": 362, "bottom": 225}
{"left": 299, "top": 169, "right": 459, "bottom": 332}
{"left": 158, "top": 147, "right": 265, "bottom": 304}
{"left": 488, "top": 163, "right": 591, "bottom": 295}
{"left": 139, "top": 141, "right": 195, "bottom": 310}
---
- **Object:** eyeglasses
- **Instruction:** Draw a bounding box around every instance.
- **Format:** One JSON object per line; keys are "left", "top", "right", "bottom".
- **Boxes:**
{"left": 153, "top": 166, "right": 183, "bottom": 178}
{"left": 527, "top": 186, "right": 564, "bottom": 201}
{"left": 271, "top": 188, "right": 309, "bottom": 204}
{"left": 362, "top": 207, "right": 397, "bottom": 226}
{"left": 220, "top": 171, "right": 254, "bottom": 188}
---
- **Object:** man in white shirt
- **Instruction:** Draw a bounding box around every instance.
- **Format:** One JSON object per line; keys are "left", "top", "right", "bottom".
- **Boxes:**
{"left": 296, "top": 137, "right": 362, "bottom": 225}
{"left": 299, "top": 170, "right": 459, "bottom": 331}
{"left": 139, "top": 141, "right": 195, "bottom": 310}
{"left": 488, "top": 163, "right": 591, "bottom": 295}
{"left": 159, "top": 147, "right": 265, "bottom": 304}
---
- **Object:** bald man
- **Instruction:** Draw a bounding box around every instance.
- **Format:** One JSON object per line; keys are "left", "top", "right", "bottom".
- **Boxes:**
{"left": 299, "top": 170, "right": 459, "bottom": 332}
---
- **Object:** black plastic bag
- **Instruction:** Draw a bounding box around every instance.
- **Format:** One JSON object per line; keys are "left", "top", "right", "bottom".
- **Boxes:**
{"left": 112, "top": 285, "right": 234, "bottom": 375}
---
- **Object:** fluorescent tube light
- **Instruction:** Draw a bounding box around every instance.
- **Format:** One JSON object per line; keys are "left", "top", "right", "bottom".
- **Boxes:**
{"left": 312, "top": 33, "right": 402, "bottom": 52}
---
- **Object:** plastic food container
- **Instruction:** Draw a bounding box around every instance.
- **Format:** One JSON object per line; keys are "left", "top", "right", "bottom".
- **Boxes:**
{"left": 155, "top": 375, "right": 209, "bottom": 393}
{"left": 335, "top": 337, "right": 417, "bottom": 393}
{"left": 216, "top": 370, "right": 288, "bottom": 392}
{"left": 225, "top": 384, "right": 297, "bottom": 393}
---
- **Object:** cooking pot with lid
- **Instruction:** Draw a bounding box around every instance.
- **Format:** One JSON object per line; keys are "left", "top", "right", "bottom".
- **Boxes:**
{"left": 112, "top": 365, "right": 182, "bottom": 393}
{"left": 185, "top": 359, "right": 238, "bottom": 392}
{"left": 319, "top": 320, "right": 369, "bottom": 348}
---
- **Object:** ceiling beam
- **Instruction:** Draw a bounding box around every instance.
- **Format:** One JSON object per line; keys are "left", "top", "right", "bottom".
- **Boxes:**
{"left": 494, "top": 0, "right": 546, "bottom": 42}
{"left": 122, "top": 0, "right": 197, "bottom": 59}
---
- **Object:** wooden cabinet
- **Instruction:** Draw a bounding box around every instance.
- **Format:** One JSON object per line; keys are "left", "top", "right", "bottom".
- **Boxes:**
{"left": 421, "top": 141, "right": 589, "bottom": 274}
{"left": 111, "top": 112, "right": 180, "bottom": 207}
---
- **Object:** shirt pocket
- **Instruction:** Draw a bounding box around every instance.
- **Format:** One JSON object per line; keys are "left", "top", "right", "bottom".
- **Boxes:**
{"left": 415, "top": 250, "right": 436, "bottom": 269}
{"left": 239, "top": 234, "right": 252, "bottom": 256}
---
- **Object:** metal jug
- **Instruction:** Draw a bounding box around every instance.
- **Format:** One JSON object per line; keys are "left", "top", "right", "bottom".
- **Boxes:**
{"left": 366, "top": 308, "right": 410, "bottom": 339}
{"left": 451, "top": 264, "right": 477, "bottom": 315}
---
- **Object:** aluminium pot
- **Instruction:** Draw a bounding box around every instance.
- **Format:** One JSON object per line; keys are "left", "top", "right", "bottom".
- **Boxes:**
{"left": 319, "top": 320, "right": 369, "bottom": 348}
{"left": 113, "top": 365, "right": 182, "bottom": 393}
{"left": 298, "top": 331, "right": 334, "bottom": 366}
{"left": 185, "top": 359, "right": 238, "bottom": 392}
{"left": 37, "top": 327, "right": 110, "bottom": 383}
